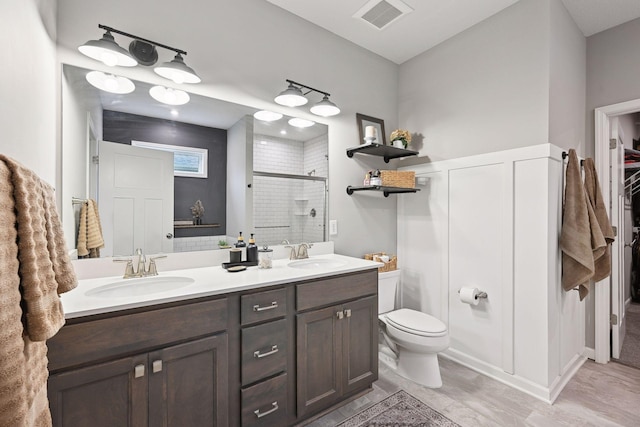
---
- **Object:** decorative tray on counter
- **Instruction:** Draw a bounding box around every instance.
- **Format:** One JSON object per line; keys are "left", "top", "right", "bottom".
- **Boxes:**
{"left": 222, "top": 260, "right": 258, "bottom": 269}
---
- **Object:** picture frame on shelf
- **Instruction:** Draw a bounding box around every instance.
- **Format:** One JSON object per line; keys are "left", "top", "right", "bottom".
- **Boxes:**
{"left": 356, "top": 113, "right": 386, "bottom": 146}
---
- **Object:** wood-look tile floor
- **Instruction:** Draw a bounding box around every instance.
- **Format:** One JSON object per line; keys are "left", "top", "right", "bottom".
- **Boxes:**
{"left": 306, "top": 357, "right": 640, "bottom": 426}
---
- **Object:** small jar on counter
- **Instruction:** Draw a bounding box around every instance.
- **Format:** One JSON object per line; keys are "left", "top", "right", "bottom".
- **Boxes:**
{"left": 258, "top": 245, "right": 273, "bottom": 269}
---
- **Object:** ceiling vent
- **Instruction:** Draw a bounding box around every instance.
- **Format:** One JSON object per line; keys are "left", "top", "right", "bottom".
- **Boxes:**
{"left": 354, "top": 0, "right": 413, "bottom": 30}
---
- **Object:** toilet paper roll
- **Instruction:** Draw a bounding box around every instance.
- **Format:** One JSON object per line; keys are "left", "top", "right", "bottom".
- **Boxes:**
{"left": 459, "top": 287, "right": 480, "bottom": 305}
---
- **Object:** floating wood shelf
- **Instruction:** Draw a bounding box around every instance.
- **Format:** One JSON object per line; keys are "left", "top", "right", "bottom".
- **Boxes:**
{"left": 346, "top": 185, "right": 420, "bottom": 197}
{"left": 174, "top": 223, "right": 221, "bottom": 229}
{"left": 346, "top": 143, "right": 418, "bottom": 163}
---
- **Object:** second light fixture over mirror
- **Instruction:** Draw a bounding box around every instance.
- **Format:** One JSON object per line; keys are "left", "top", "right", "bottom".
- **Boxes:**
{"left": 274, "top": 79, "right": 341, "bottom": 117}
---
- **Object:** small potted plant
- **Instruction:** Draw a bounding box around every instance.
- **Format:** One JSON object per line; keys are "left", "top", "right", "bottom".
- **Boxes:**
{"left": 390, "top": 129, "right": 411, "bottom": 149}
{"left": 218, "top": 239, "right": 231, "bottom": 249}
{"left": 190, "top": 200, "right": 205, "bottom": 225}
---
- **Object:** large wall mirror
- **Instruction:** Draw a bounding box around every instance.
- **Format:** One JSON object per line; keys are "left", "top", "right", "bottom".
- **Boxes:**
{"left": 61, "top": 64, "right": 328, "bottom": 259}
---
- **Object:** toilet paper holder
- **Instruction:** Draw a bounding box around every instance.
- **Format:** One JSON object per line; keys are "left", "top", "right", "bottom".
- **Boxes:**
{"left": 457, "top": 289, "right": 488, "bottom": 299}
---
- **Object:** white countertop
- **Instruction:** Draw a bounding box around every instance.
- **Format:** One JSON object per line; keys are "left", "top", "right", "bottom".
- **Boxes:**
{"left": 61, "top": 254, "right": 381, "bottom": 319}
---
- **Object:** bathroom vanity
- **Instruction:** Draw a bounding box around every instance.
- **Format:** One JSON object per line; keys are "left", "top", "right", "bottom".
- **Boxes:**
{"left": 46, "top": 255, "right": 379, "bottom": 426}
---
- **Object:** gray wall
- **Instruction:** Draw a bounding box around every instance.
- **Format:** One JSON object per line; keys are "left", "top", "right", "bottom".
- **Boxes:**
{"left": 397, "top": 0, "right": 551, "bottom": 162}
{"left": 1, "top": 0, "right": 58, "bottom": 184}
{"left": 587, "top": 17, "right": 640, "bottom": 157}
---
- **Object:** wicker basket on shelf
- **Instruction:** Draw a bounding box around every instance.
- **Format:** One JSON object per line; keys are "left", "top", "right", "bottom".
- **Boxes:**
{"left": 364, "top": 252, "right": 397, "bottom": 273}
{"left": 380, "top": 170, "right": 415, "bottom": 188}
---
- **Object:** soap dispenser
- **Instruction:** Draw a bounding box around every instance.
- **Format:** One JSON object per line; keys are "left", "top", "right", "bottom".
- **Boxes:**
{"left": 235, "top": 232, "right": 246, "bottom": 248}
{"left": 247, "top": 233, "right": 258, "bottom": 262}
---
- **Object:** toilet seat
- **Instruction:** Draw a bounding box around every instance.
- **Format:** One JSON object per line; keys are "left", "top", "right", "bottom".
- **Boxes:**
{"left": 385, "top": 308, "right": 447, "bottom": 337}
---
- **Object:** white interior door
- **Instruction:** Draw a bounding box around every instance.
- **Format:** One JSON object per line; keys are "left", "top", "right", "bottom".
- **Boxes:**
{"left": 610, "top": 119, "right": 626, "bottom": 359}
{"left": 98, "top": 141, "right": 174, "bottom": 257}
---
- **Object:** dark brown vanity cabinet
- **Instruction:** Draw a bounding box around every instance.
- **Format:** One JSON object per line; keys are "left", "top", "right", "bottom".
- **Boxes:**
{"left": 47, "top": 298, "right": 229, "bottom": 427}
{"left": 47, "top": 268, "right": 378, "bottom": 426}
{"left": 239, "top": 287, "right": 290, "bottom": 427}
{"left": 295, "top": 271, "right": 379, "bottom": 419}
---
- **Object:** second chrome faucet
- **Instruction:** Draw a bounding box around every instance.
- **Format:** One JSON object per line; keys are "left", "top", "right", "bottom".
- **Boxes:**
{"left": 285, "top": 243, "right": 313, "bottom": 260}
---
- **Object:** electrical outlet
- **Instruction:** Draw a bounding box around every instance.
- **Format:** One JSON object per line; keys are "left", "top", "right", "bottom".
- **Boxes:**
{"left": 329, "top": 220, "right": 338, "bottom": 235}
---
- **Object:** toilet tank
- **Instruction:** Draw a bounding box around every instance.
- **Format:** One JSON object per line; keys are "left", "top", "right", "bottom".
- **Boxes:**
{"left": 378, "top": 269, "right": 401, "bottom": 314}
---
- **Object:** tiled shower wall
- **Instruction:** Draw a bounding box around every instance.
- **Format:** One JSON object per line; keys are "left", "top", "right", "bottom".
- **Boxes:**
{"left": 253, "top": 133, "right": 327, "bottom": 246}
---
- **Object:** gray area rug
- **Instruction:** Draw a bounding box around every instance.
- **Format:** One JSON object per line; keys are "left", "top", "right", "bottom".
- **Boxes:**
{"left": 617, "top": 303, "right": 640, "bottom": 370}
{"left": 337, "top": 390, "right": 461, "bottom": 427}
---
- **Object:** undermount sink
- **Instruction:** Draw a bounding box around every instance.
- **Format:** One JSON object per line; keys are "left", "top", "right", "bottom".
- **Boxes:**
{"left": 288, "top": 258, "right": 348, "bottom": 270}
{"left": 85, "top": 276, "right": 195, "bottom": 298}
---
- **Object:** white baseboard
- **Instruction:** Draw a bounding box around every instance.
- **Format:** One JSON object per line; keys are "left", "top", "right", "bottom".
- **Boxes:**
{"left": 583, "top": 347, "right": 595, "bottom": 361}
{"left": 441, "top": 348, "right": 586, "bottom": 404}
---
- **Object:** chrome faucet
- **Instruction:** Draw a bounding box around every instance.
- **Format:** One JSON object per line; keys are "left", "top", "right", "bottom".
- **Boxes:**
{"left": 113, "top": 248, "right": 167, "bottom": 278}
{"left": 296, "top": 243, "right": 312, "bottom": 259}
{"left": 284, "top": 245, "right": 297, "bottom": 260}
{"left": 284, "top": 243, "right": 313, "bottom": 260}
{"left": 135, "top": 248, "right": 146, "bottom": 276}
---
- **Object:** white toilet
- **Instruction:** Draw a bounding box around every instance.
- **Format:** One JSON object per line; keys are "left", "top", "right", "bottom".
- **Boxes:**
{"left": 378, "top": 270, "right": 449, "bottom": 388}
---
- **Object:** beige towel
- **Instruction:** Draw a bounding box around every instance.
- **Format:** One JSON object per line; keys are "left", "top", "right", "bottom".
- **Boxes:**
{"left": 583, "top": 158, "right": 615, "bottom": 281}
{"left": 560, "top": 149, "right": 599, "bottom": 300}
{"left": 77, "top": 199, "right": 104, "bottom": 258}
{"left": 0, "top": 157, "right": 76, "bottom": 426}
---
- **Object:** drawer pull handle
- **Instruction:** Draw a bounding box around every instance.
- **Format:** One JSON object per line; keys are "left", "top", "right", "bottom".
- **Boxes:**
{"left": 134, "top": 364, "right": 145, "bottom": 378}
{"left": 253, "top": 301, "right": 278, "bottom": 312}
{"left": 254, "top": 401, "right": 279, "bottom": 418}
{"left": 336, "top": 311, "right": 344, "bottom": 319}
{"left": 254, "top": 345, "right": 279, "bottom": 358}
{"left": 345, "top": 309, "right": 352, "bottom": 318}
{"left": 152, "top": 360, "right": 163, "bottom": 373}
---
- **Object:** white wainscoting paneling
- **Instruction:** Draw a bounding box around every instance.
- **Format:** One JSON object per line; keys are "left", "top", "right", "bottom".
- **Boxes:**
{"left": 397, "top": 144, "right": 586, "bottom": 403}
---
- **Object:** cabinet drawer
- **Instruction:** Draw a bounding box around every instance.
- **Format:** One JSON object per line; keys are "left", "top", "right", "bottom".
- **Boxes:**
{"left": 242, "top": 319, "right": 287, "bottom": 386}
{"left": 296, "top": 270, "right": 377, "bottom": 311}
{"left": 241, "top": 373, "right": 288, "bottom": 427}
{"left": 48, "top": 298, "right": 228, "bottom": 372}
{"left": 241, "top": 288, "right": 287, "bottom": 325}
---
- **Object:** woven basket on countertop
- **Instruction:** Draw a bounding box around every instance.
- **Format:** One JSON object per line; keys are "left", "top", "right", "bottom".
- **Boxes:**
{"left": 364, "top": 252, "right": 397, "bottom": 273}
{"left": 380, "top": 170, "right": 415, "bottom": 188}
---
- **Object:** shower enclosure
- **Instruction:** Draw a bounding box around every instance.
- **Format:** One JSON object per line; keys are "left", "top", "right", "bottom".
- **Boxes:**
{"left": 252, "top": 121, "right": 328, "bottom": 247}
{"left": 252, "top": 172, "right": 327, "bottom": 246}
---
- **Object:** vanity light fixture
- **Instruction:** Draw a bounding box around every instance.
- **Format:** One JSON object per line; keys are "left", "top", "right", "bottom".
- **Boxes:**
{"left": 253, "top": 110, "right": 283, "bottom": 122}
{"left": 288, "top": 117, "right": 315, "bottom": 128}
{"left": 149, "top": 86, "right": 190, "bottom": 105}
{"left": 309, "top": 95, "right": 341, "bottom": 117}
{"left": 78, "top": 29, "right": 137, "bottom": 67}
{"left": 154, "top": 53, "right": 201, "bottom": 84}
{"left": 79, "top": 24, "right": 200, "bottom": 84}
{"left": 274, "top": 79, "right": 340, "bottom": 117}
{"left": 85, "top": 71, "right": 135, "bottom": 94}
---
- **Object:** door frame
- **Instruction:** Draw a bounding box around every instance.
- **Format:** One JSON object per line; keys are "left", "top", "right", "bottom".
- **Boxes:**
{"left": 594, "top": 98, "right": 640, "bottom": 363}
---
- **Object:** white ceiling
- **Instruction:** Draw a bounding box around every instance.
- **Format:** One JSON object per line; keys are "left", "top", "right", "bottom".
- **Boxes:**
{"left": 265, "top": 0, "right": 640, "bottom": 64}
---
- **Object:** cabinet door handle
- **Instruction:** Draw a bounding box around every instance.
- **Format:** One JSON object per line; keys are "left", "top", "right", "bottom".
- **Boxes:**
{"left": 134, "top": 364, "right": 145, "bottom": 378}
{"left": 152, "top": 360, "right": 163, "bottom": 373}
{"left": 254, "top": 401, "right": 279, "bottom": 418}
{"left": 344, "top": 309, "right": 352, "bottom": 318}
{"left": 254, "top": 345, "right": 278, "bottom": 358}
{"left": 336, "top": 311, "right": 344, "bottom": 319}
{"left": 253, "top": 301, "right": 278, "bottom": 312}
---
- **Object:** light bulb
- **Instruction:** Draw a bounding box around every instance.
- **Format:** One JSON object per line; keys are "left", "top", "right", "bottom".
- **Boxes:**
{"left": 100, "top": 51, "right": 118, "bottom": 67}
{"left": 172, "top": 73, "right": 185, "bottom": 85}
{"left": 165, "top": 89, "right": 177, "bottom": 104}
{"left": 104, "top": 75, "right": 118, "bottom": 92}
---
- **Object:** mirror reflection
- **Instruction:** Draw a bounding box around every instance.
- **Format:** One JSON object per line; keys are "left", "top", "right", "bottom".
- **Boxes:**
{"left": 61, "top": 64, "right": 328, "bottom": 259}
